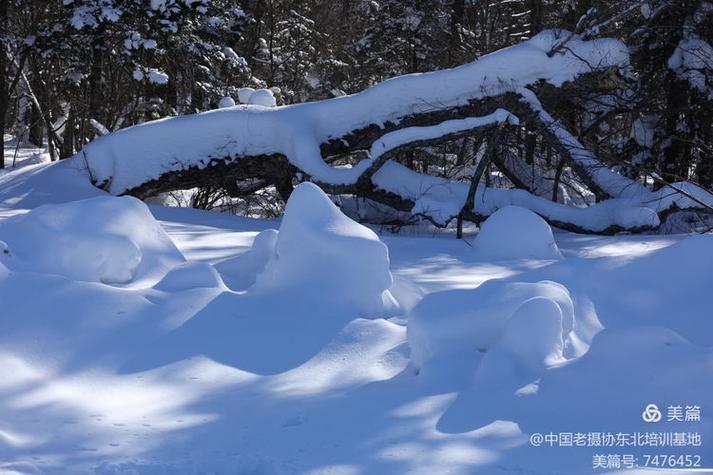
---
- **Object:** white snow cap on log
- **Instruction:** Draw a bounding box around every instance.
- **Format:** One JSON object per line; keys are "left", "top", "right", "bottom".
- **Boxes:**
{"left": 83, "top": 30, "right": 629, "bottom": 194}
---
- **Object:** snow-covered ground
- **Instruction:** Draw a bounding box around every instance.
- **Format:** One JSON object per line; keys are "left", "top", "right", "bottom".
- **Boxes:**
{"left": 0, "top": 145, "right": 711, "bottom": 474}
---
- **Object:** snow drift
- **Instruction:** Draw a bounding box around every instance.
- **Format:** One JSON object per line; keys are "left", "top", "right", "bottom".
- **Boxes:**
{"left": 252, "top": 182, "right": 399, "bottom": 315}
{"left": 408, "top": 280, "right": 581, "bottom": 378}
{"left": 154, "top": 261, "right": 226, "bottom": 291}
{"left": 215, "top": 228, "right": 278, "bottom": 290}
{"left": 515, "top": 326, "right": 713, "bottom": 443}
{"left": 0, "top": 196, "right": 184, "bottom": 285}
{"left": 587, "top": 233, "right": 713, "bottom": 346}
{"left": 473, "top": 206, "right": 563, "bottom": 260}
{"left": 473, "top": 297, "right": 566, "bottom": 390}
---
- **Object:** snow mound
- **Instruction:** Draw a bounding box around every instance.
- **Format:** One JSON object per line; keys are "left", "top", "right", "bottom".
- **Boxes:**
{"left": 474, "top": 297, "right": 565, "bottom": 388}
{"left": 218, "top": 96, "right": 236, "bottom": 108}
{"left": 408, "top": 280, "right": 576, "bottom": 374}
{"left": 253, "top": 182, "right": 398, "bottom": 315}
{"left": 154, "top": 261, "right": 226, "bottom": 292}
{"left": 215, "top": 228, "right": 278, "bottom": 290}
{"left": 494, "top": 297, "right": 565, "bottom": 368}
{"left": 0, "top": 196, "right": 184, "bottom": 285}
{"left": 248, "top": 88, "right": 277, "bottom": 107}
{"left": 473, "top": 206, "right": 562, "bottom": 260}
{"left": 237, "top": 87, "right": 255, "bottom": 103}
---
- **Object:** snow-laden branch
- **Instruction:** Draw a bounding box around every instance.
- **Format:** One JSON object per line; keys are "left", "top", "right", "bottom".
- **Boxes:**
{"left": 668, "top": 2, "right": 713, "bottom": 103}
{"left": 516, "top": 89, "right": 713, "bottom": 214}
{"left": 371, "top": 161, "right": 660, "bottom": 233}
{"left": 516, "top": 87, "right": 649, "bottom": 201}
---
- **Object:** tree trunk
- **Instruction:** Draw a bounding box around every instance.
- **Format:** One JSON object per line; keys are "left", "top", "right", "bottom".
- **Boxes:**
{"left": 61, "top": 106, "right": 75, "bottom": 159}
{"left": 28, "top": 101, "right": 43, "bottom": 147}
{"left": 87, "top": 28, "right": 104, "bottom": 141}
{"left": 0, "top": 0, "right": 7, "bottom": 169}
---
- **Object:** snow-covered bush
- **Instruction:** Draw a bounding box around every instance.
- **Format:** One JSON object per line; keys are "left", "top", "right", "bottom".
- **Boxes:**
{"left": 408, "top": 280, "right": 575, "bottom": 374}
{"left": 0, "top": 196, "right": 184, "bottom": 285}
{"left": 252, "top": 182, "right": 398, "bottom": 315}
{"left": 473, "top": 206, "right": 563, "bottom": 260}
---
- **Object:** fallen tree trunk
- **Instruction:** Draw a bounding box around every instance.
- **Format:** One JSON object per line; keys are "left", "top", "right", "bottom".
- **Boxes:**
{"left": 79, "top": 30, "right": 713, "bottom": 234}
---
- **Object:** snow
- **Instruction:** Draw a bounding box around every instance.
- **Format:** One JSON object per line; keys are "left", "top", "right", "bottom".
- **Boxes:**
{"left": 0, "top": 159, "right": 103, "bottom": 209}
{"left": 237, "top": 87, "right": 255, "bottom": 103}
{"left": 248, "top": 88, "right": 277, "bottom": 107}
{"left": 235, "top": 87, "right": 278, "bottom": 107}
{"left": 517, "top": 87, "right": 650, "bottom": 201}
{"left": 669, "top": 35, "right": 713, "bottom": 101}
{"left": 214, "top": 228, "right": 277, "bottom": 290}
{"left": 154, "top": 261, "right": 225, "bottom": 291}
{"left": 0, "top": 196, "right": 184, "bottom": 285}
{"left": 472, "top": 206, "right": 563, "bottom": 260}
{"left": 1, "top": 103, "right": 712, "bottom": 475}
{"left": 0, "top": 172, "right": 711, "bottom": 473}
{"left": 372, "top": 160, "right": 661, "bottom": 230}
{"left": 81, "top": 30, "right": 629, "bottom": 194}
{"left": 407, "top": 279, "right": 579, "bottom": 380}
{"left": 133, "top": 67, "right": 169, "bottom": 85}
{"left": 253, "top": 182, "right": 399, "bottom": 315}
{"left": 631, "top": 114, "right": 657, "bottom": 148}
{"left": 217, "top": 96, "right": 236, "bottom": 108}
{"left": 146, "top": 68, "right": 169, "bottom": 85}
{"left": 370, "top": 109, "right": 517, "bottom": 160}
{"left": 473, "top": 297, "right": 565, "bottom": 389}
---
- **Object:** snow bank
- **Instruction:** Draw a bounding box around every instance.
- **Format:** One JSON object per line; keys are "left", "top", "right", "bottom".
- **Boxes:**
{"left": 408, "top": 279, "right": 577, "bottom": 374}
{"left": 473, "top": 206, "right": 563, "bottom": 260}
{"left": 252, "top": 182, "right": 398, "bottom": 315}
{"left": 0, "top": 196, "right": 184, "bottom": 285}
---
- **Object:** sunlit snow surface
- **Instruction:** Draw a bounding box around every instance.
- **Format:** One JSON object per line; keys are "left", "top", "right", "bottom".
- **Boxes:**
{"left": 0, "top": 163, "right": 712, "bottom": 474}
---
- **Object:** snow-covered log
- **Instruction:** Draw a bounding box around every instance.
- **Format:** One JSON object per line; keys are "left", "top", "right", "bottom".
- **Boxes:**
{"left": 80, "top": 30, "right": 713, "bottom": 234}
{"left": 371, "top": 161, "right": 660, "bottom": 234}
{"left": 84, "top": 31, "right": 624, "bottom": 189}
